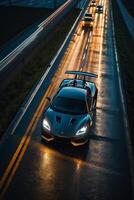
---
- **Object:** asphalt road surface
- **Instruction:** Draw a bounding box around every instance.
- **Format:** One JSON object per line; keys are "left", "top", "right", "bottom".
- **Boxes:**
{"left": 0, "top": 0, "right": 133, "bottom": 199}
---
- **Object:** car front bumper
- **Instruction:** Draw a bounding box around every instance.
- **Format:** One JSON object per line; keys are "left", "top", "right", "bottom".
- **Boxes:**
{"left": 41, "top": 129, "right": 89, "bottom": 146}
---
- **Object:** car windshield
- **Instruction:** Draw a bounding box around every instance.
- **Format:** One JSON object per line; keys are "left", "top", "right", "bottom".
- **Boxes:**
{"left": 97, "top": 5, "right": 103, "bottom": 8}
{"left": 50, "top": 97, "right": 88, "bottom": 115}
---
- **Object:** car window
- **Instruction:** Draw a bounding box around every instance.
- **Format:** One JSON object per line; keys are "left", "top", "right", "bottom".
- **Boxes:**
{"left": 50, "top": 97, "right": 88, "bottom": 115}
{"left": 84, "top": 17, "right": 93, "bottom": 22}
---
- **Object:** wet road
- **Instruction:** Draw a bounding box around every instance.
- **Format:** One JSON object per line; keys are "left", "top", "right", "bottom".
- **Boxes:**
{"left": 0, "top": 0, "right": 133, "bottom": 199}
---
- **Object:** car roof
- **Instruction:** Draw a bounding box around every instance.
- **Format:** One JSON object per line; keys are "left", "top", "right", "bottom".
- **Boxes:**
{"left": 57, "top": 86, "right": 87, "bottom": 101}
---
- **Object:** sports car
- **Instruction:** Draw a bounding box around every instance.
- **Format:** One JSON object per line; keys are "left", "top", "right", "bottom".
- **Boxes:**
{"left": 96, "top": 4, "right": 103, "bottom": 13}
{"left": 82, "top": 12, "right": 94, "bottom": 30}
{"left": 41, "top": 71, "right": 98, "bottom": 146}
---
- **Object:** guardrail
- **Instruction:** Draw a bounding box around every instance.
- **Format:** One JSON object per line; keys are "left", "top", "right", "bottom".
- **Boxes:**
{"left": 0, "top": 0, "right": 77, "bottom": 73}
{"left": 3, "top": 0, "right": 89, "bottom": 139}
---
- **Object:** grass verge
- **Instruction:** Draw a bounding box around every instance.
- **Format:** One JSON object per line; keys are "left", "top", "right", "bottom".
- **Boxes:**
{"left": 0, "top": 6, "right": 54, "bottom": 48}
{"left": 112, "top": 0, "right": 134, "bottom": 154}
{"left": 0, "top": 8, "right": 80, "bottom": 138}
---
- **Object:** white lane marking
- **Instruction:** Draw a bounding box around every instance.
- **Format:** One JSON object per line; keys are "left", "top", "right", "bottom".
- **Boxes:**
{"left": 83, "top": 53, "right": 86, "bottom": 61}
{"left": 87, "top": 37, "right": 90, "bottom": 43}
{"left": 97, "top": 0, "right": 106, "bottom": 88}
{"left": 85, "top": 44, "right": 88, "bottom": 50}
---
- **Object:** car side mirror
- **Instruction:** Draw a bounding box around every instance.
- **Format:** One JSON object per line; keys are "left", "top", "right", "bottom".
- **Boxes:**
{"left": 46, "top": 97, "right": 51, "bottom": 102}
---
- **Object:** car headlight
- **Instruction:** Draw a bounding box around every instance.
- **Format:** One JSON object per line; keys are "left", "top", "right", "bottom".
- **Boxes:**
{"left": 42, "top": 119, "right": 51, "bottom": 131}
{"left": 76, "top": 126, "right": 87, "bottom": 136}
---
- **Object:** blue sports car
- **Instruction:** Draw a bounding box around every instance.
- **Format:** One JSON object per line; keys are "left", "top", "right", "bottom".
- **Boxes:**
{"left": 41, "top": 71, "right": 98, "bottom": 146}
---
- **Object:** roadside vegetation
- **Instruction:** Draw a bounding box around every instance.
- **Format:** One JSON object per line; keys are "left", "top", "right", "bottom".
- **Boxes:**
{"left": 0, "top": 8, "right": 80, "bottom": 138}
{"left": 0, "top": 6, "right": 53, "bottom": 48}
{"left": 112, "top": 0, "right": 134, "bottom": 154}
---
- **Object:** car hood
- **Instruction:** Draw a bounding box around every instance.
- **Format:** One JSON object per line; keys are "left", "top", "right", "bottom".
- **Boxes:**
{"left": 43, "top": 107, "right": 91, "bottom": 137}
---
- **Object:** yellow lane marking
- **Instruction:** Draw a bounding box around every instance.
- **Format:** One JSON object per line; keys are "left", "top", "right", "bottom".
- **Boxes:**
{"left": 0, "top": 83, "right": 53, "bottom": 197}
{"left": 1, "top": 136, "right": 31, "bottom": 198}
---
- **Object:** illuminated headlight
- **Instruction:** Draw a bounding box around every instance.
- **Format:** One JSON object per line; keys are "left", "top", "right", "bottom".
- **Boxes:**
{"left": 76, "top": 126, "right": 87, "bottom": 136}
{"left": 42, "top": 119, "right": 51, "bottom": 131}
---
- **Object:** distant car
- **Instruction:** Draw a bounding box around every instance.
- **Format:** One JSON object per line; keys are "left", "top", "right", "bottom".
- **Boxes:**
{"left": 82, "top": 13, "right": 94, "bottom": 30}
{"left": 91, "top": 0, "right": 96, "bottom": 7}
{"left": 96, "top": 5, "right": 103, "bottom": 13}
{"left": 41, "top": 71, "right": 98, "bottom": 146}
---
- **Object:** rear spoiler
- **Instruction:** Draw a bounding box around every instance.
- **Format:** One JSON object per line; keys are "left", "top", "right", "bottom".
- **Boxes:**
{"left": 65, "top": 70, "right": 98, "bottom": 78}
